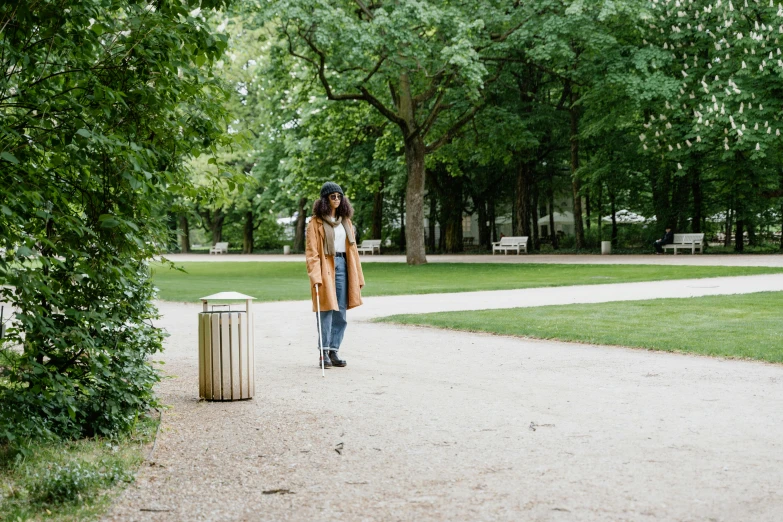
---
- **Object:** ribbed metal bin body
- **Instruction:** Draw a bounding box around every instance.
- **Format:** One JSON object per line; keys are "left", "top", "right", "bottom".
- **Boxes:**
{"left": 198, "top": 310, "right": 254, "bottom": 401}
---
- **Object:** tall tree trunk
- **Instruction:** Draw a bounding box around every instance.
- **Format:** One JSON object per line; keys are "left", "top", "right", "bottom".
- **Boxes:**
{"left": 399, "top": 191, "right": 406, "bottom": 251}
{"left": 178, "top": 214, "right": 190, "bottom": 253}
{"left": 242, "top": 211, "right": 254, "bottom": 254}
{"left": 672, "top": 174, "right": 690, "bottom": 232}
{"left": 548, "top": 169, "right": 558, "bottom": 249}
{"left": 531, "top": 182, "right": 540, "bottom": 250}
{"left": 489, "top": 199, "right": 497, "bottom": 243}
{"left": 476, "top": 196, "right": 490, "bottom": 251}
{"left": 427, "top": 189, "right": 437, "bottom": 252}
{"left": 398, "top": 72, "right": 426, "bottom": 265}
{"left": 585, "top": 188, "right": 591, "bottom": 230}
{"left": 691, "top": 170, "right": 702, "bottom": 233}
{"left": 371, "top": 175, "right": 384, "bottom": 240}
{"left": 439, "top": 171, "right": 464, "bottom": 253}
{"left": 570, "top": 91, "right": 585, "bottom": 248}
{"left": 735, "top": 218, "right": 745, "bottom": 252}
{"left": 650, "top": 166, "right": 672, "bottom": 227}
{"left": 748, "top": 222, "right": 758, "bottom": 247}
{"left": 201, "top": 208, "right": 225, "bottom": 245}
{"left": 402, "top": 137, "right": 426, "bottom": 261}
{"left": 610, "top": 189, "right": 618, "bottom": 246}
{"left": 438, "top": 216, "right": 446, "bottom": 251}
{"left": 515, "top": 161, "right": 532, "bottom": 238}
{"left": 597, "top": 181, "right": 603, "bottom": 240}
{"left": 294, "top": 197, "right": 307, "bottom": 252}
{"left": 724, "top": 204, "right": 733, "bottom": 248}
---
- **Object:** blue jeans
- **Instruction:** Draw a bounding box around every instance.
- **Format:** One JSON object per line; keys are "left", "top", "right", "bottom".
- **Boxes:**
{"left": 317, "top": 255, "right": 347, "bottom": 352}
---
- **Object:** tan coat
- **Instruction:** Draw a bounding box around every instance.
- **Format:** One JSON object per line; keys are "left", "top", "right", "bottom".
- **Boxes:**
{"left": 306, "top": 217, "right": 365, "bottom": 312}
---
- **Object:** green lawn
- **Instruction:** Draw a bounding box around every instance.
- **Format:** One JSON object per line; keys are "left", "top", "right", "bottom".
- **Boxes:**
{"left": 0, "top": 414, "right": 159, "bottom": 521}
{"left": 377, "top": 292, "right": 783, "bottom": 363}
{"left": 151, "top": 261, "right": 783, "bottom": 302}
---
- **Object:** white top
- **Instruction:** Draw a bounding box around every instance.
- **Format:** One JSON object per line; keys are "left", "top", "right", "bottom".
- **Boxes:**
{"left": 200, "top": 292, "right": 255, "bottom": 301}
{"left": 331, "top": 217, "right": 346, "bottom": 253}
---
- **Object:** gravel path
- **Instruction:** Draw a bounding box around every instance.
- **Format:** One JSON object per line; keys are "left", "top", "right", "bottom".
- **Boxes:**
{"left": 105, "top": 276, "right": 783, "bottom": 521}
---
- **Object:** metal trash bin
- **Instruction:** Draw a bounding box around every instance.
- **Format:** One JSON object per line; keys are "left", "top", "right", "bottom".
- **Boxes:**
{"left": 198, "top": 292, "right": 255, "bottom": 401}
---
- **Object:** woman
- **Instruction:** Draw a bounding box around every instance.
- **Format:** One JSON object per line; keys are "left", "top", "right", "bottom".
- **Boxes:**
{"left": 306, "top": 182, "right": 365, "bottom": 369}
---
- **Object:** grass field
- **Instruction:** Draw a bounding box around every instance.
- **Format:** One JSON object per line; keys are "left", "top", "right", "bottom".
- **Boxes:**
{"left": 151, "top": 262, "right": 783, "bottom": 302}
{"left": 377, "top": 291, "right": 783, "bottom": 363}
{"left": 0, "top": 414, "right": 159, "bottom": 521}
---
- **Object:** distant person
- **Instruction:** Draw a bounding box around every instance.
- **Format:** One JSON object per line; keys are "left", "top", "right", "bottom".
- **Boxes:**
{"left": 306, "top": 182, "right": 365, "bottom": 369}
{"left": 654, "top": 226, "right": 674, "bottom": 254}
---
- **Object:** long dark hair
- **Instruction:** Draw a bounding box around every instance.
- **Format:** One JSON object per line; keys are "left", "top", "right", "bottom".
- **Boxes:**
{"left": 312, "top": 193, "right": 354, "bottom": 219}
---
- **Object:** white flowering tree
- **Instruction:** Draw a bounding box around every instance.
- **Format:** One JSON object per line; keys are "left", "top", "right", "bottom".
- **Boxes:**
{"left": 639, "top": 0, "right": 783, "bottom": 249}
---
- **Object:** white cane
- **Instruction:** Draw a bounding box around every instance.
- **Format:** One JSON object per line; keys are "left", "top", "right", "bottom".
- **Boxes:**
{"left": 315, "top": 284, "right": 325, "bottom": 377}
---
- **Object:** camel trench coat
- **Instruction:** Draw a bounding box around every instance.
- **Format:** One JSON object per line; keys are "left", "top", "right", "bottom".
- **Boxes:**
{"left": 306, "top": 216, "right": 365, "bottom": 312}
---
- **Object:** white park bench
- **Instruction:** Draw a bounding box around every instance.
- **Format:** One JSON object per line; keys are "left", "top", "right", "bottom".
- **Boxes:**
{"left": 209, "top": 242, "right": 229, "bottom": 254}
{"left": 357, "top": 239, "right": 381, "bottom": 255}
{"left": 492, "top": 236, "right": 528, "bottom": 255}
{"left": 662, "top": 233, "right": 704, "bottom": 254}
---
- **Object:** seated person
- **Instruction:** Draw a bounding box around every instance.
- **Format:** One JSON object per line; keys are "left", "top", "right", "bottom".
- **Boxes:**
{"left": 654, "top": 226, "right": 674, "bottom": 254}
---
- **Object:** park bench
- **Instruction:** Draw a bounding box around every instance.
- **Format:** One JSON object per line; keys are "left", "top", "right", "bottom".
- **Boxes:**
{"left": 662, "top": 233, "right": 705, "bottom": 254}
{"left": 357, "top": 239, "right": 381, "bottom": 255}
{"left": 209, "top": 242, "right": 229, "bottom": 254}
{"left": 492, "top": 236, "right": 528, "bottom": 255}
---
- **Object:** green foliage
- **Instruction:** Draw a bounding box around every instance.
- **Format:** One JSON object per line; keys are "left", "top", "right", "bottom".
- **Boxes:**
{"left": 0, "top": 0, "right": 231, "bottom": 443}
{"left": 0, "top": 413, "right": 158, "bottom": 520}
{"left": 28, "top": 460, "right": 133, "bottom": 505}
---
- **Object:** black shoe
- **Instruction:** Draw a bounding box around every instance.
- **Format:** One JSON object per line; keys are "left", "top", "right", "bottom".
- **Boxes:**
{"left": 329, "top": 350, "right": 346, "bottom": 367}
{"left": 319, "top": 350, "right": 332, "bottom": 368}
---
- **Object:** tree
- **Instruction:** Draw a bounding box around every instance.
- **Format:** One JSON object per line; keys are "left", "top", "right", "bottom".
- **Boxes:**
{"left": 640, "top": 0, "right": 783, "bottom": 250}
{"left": 255, "top": 0, "right": 541, "bottom": 264}
{"left": 0, "top": 0, "right": 230, "bottom": 441}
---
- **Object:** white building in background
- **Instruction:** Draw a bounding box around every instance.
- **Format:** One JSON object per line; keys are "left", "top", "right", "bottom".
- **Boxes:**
{"left": 276, "top": 213, "right": 311, "bottom": 240}
{"left": 537, "top": 211, "right": 575, "bottom": 237}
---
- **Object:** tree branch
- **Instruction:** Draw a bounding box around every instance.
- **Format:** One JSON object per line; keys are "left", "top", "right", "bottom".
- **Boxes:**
{"left": 419, "top": 88, "right": 451, "bottom": 140}
{"left": 361, "top": 53, "right": 387, "bottom": 84}
{"left": 411, "top": 70, "right": 448, "bottom": 106}
{"left": 359, "top": 85, "right": 406, "bottom": 126}
{"left": 425, "top": 104, "right": 483, "bottom": 154}
{"left": 354, "top": 0, "right": 375, "bottom": 20}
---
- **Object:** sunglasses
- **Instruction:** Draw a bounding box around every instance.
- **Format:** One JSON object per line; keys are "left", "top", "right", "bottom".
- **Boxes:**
{"left": 329, "top": 193, "right": 342, "bottom": 201}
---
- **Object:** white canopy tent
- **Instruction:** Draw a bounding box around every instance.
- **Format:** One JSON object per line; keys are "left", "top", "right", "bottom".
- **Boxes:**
{"left": 601, "top": 209, "right": 655, "bottom": 224}
{"left": 537, "top": 211, "right": 575, "bottom": 236}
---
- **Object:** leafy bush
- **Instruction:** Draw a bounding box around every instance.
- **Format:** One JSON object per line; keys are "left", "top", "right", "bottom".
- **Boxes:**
{"left": 254, "top": 215, "right": 286, "bottom": 250}
{"left": 0, "top": 0, "right": 230, "bottom": 443}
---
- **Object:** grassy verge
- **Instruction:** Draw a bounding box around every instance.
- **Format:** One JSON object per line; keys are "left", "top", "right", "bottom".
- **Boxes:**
{"left": 151, "top": 262, "right": 783, "bottom": 302}
{"left": 376, "top": 292, "right": 783, "bottom": 363}
{"left": 0, "top": 413, "right": 159, "bottom": 521}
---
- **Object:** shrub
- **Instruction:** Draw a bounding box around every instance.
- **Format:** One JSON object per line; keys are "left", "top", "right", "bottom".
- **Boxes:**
{"left": 0, "top": 0, "right": 230, "bottom": 443}
{"left": 27, "top": 460, "right": 133, "bottom": 505}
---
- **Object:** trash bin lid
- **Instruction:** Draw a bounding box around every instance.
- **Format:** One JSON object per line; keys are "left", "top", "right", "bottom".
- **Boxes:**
{"left": 200, "top": 292, "right": 256, "bottom": 301}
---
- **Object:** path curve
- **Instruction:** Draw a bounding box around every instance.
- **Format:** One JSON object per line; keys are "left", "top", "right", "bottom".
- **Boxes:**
{"left": 105, "top": 277, "right": 783, "bottom": 521}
